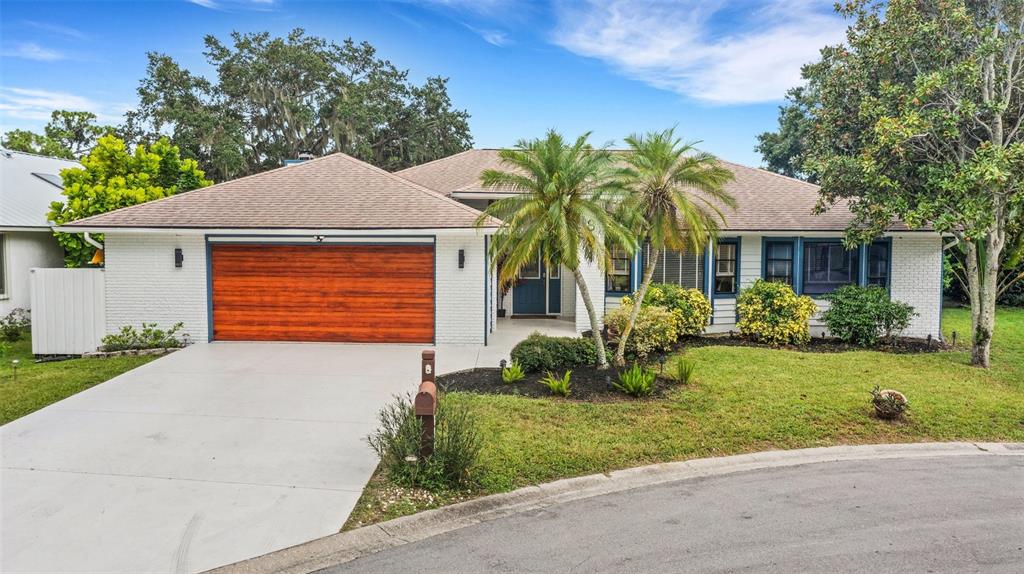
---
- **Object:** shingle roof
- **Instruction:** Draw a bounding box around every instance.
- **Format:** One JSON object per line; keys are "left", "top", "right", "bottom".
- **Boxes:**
{"left": 0, "top": 149, "right": 79, "bottom": 228}
{"left": 62, "top": 152, "right": 498, "bottom": 230}
{"left": 396, "top": 149, "right": 915, "bottom": 232}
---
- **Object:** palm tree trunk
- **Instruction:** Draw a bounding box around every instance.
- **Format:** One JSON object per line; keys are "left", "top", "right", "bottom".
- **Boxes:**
{"left": 572, "top": 266, "right": 608, "bottom": 368}
{"left": 614, "top": 247, "right": 658, "bottom": 366}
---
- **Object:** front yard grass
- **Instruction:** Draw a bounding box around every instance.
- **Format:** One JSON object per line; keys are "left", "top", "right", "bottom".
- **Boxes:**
{"left": 0, "top": 332, "right": 157, "bottom": 425}
{"left": 344, "top": 306, "right": 1024, "bottom": 529}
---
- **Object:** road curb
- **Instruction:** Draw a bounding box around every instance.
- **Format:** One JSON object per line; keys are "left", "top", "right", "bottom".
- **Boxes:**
{"left": 205, "top": 442, "right": 1023, "bottom": 574}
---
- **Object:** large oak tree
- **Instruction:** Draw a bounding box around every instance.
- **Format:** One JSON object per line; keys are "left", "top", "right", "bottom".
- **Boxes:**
{"left": 804, "top": 0, "right": 1024, "bottom": 367}
{"left": 126, "top": 29, "right": 473, "bottom": 181}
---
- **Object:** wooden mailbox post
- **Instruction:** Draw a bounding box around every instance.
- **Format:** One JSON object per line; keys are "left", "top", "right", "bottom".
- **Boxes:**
{"left": 416, "top": 350, "right": 437, "bottom": 457}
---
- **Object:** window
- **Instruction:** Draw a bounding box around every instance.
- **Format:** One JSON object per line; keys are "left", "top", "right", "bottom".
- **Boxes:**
{"left": 519, "top": 251, "right": 541, "bottom": 279}
{"left": 641, "top": 245, "right": 703, "bottom": 289}
{"left": 714, "top": 241, "right": 738, "bottom": 294}
{"left": 803, "top": 241, "right": 859, "bottom": 295}
{"left": 31, "top": 172, "right": 64, "bottom": 189}
{"left": 867, "top": 241, "right": 890, "bottom": 287}
{"left": 548, "top": 262, "right": 560, "bottom": 279}
{"left": 764, "top": 240, "right": 794, "bottom": 285}
{"left": 606, "top": 245, "right": 632, "bottom": 293}
{"left": 0, "top": 233, "right": 6, "bottom": 298}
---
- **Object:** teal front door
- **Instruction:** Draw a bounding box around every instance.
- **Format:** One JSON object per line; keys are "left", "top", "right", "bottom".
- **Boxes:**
{"left": 547, "top": 263, "right": 561, "bottom": 314}
{"left": 512, "top": 252, "right": 546, "bottom": 314}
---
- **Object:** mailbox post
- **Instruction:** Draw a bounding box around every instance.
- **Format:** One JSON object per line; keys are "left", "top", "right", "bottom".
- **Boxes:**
{"left": 416, "top": 350, "right": 437, "bottom": 457}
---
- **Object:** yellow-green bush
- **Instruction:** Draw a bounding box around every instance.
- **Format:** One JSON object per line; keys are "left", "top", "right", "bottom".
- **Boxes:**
{"left": 605, "top": 302, "right": 679, "bottom": 358}
{"left": 736, "top": 280, "right": 818, "bottom": 345}
{"left": 623, "top": 284, "right": 711, "bottom": 336}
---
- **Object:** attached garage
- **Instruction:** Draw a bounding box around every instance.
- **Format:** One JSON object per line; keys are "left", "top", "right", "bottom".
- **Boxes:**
{"left": 210, "top": 243, "right": 435, "bottom": 343}
{"left": 58, "top": 152, "right": 498, "bottom": 346}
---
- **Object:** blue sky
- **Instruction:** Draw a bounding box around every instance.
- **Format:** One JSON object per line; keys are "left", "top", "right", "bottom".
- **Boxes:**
{"left": 0, "top": 0, "right": 847, "bottom": 166}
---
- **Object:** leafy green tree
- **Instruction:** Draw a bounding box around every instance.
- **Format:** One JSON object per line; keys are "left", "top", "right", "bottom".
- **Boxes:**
{"left": 49, "top": 135, "right": 212, "bottom": 267}
{"left": 129, "top": 29, "right": 472, "bottom": 181}
{"left": 2, "top": 110, "right": 114, "bottom": 159}
{"left": 44, "top": 110, "right": 113, "bottom": 157}
{"left": 612, "top": 128, "right": 735, "bottom": 366}
{"left": 1, "top": 129, "right": 72, "bottom": 158}
{"left": 755, "top": 85, "right": 818, "bottom": 182}
{"left": 476, "top": 130, "right": 636, "bottom": 368}
{"left": 805, "top": 0, "right": 1024, "bottom": 367}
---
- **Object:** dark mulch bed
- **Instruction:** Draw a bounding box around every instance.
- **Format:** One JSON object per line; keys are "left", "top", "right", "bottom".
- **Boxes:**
{"left": 680, "top": 334, "right": 951, "bottom": 354}
{"left": 437, "top": 364, "right": 682, "bottom": 402}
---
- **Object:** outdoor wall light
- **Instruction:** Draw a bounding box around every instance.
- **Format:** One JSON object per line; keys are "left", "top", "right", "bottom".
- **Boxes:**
{"left": 174, "top": 248, "right": 184, "bottom": 268}
{"left": 458, "top": 249, "right": 465, "bottom": 269}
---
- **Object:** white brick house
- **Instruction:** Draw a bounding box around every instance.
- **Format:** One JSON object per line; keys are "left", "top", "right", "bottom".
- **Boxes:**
{"left": 61, "top": 153, "right": 499, "bottom": 346}
{"left": 58, "top": 150, "right": 946, "bottom": 348}
{"left": 398, "top": 150, "right": 947, "bottom": 341}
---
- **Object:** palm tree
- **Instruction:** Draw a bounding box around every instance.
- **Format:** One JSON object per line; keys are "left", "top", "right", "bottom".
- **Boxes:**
{"left": 612, "top": 128, "right": 736, "bottom": 366}
{"left": 476, "top": 130, "right": 636, "bottom": 368}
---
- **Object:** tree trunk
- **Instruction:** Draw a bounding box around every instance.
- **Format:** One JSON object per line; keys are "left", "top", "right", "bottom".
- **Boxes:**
{"left": 614, "top": 247, "right": 658, "bottom": 366}
{"left": 965, "top": 235, "right": 1003, "bottom": 368}
{"left": 572, "top": 266, "right": 609, "bottom": 369}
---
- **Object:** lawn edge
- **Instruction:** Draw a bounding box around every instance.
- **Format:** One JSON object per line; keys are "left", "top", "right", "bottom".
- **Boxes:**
{"left": 205, "top": 441, "right": 1023, "bottom": 574}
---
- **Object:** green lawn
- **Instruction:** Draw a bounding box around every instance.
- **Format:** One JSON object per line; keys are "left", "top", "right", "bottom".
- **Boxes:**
{"left": 345, "top": 306, "right": 1024, "bottom": 529}
{"left": 0, "top": 331, "right": 157, "bottom": 425}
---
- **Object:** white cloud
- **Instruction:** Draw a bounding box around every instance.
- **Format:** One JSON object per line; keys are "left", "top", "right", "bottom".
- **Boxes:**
{"left": 21, "top": 21, "right": 89, "bottom": 40}
{"left": 3, "top": 42, "right": 65, "bottom": 61}
{"left": 0, "top": 88, "right": 129, "bottom": 129}
{"left": 186, "top": 0, "right": 277, "bottom": 10}
{"left": 465, "top": 24, "right": 511, "bottom": 46}
{"left": 551, "top": 0, "right": 847, "bottom": 104}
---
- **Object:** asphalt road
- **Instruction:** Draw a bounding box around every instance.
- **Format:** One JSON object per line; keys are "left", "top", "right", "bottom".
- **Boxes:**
{"left": 320, "top": 455, "right": 1024, "bottom": 573}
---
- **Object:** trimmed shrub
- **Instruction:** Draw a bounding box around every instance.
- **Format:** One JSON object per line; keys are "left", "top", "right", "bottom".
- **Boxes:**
{"left": 613, "top": 364, "right": 656, "bottom": 397}
{"left": 736, "top": 280, "right": 818, "bottom": 345}
{"left": 0, "top": 309, "right": 30, "bottom": 342}
{"left": 538, "top": 370, "right": 571, "bottom": 396}
{"left": 501, "top": 360, "right": 525, "bottom": 384}
{"left": 605, "top": 302, "right": 679, "bottom": 359}
{"left": 624, "top": 284, "right": 711, "bottom": 336}
{"left": 510, "top": 332, "right": 597, "bottom": 372}
{"left": 367, "top": 393, "right": 482, "bottom": 491}
{"left": 100, "top": 322, "right": 187, "bottom": 351}
{"left": 822, "top": 285, "right": 917, "bottom": 346}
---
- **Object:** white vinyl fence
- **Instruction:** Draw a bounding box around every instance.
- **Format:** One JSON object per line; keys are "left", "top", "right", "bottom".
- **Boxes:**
{"left": 30, "top": 268, "right": 106, "bottom": 355}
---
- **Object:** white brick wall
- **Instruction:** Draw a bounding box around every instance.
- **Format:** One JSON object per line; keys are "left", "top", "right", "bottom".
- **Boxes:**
{"left": 104, "top": 233, "right": 209, "bottom": 342}
{"left": 435, "top": 234, "right": 487, "bottom": 344}
{"left": 106, "top": 232, "right": 491, "bottom": 345}
{"left": 890, "top": 234, "right": 943, "bottom": 339}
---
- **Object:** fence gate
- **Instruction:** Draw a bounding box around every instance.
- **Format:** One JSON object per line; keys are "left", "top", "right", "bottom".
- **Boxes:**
{"left": 30, "top": 268, "right": 105, "bottom": 355}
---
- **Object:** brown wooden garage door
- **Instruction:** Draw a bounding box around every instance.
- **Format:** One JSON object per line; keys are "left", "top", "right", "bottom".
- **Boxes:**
{"left": 210, "top": 243, "right": 434, "bottom": 343}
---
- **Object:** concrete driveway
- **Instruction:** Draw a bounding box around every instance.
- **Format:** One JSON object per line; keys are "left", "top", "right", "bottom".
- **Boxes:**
{"left": 0, "top": 341, "right": 488, "bottom": 573}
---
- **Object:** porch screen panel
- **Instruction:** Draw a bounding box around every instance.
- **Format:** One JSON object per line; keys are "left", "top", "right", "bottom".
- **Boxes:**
{"left": 662, "top": 250, "right": 682, "bottom": 286}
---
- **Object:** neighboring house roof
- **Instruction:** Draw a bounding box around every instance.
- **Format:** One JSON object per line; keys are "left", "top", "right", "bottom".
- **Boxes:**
{"left": 396, "top": 149, "right": 919, "bottom": 232}
{"left": 0, "top": 149, "right": 79, "bottom": 229}
{"left": 61, "top": 152, "right": 499, "bottom": 230}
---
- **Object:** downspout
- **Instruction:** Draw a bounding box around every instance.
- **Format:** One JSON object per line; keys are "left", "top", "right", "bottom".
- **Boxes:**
{"left": 83, "top": 232, "right": 103, "bottom": 251}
